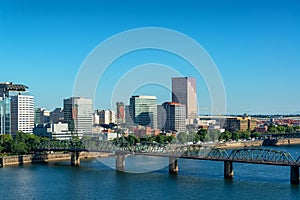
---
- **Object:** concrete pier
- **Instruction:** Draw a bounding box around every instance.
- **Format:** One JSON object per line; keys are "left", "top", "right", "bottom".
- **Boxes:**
{"left": 0, "top": 157, "right": 5, "bottom": 167}
{"left": 224, "top": 161, "right": 234, "bottom": 179}
{"left": 290, "top": 166, "right": 299, "bottom": 184}
{"left": 116, "top": 154, "right": 126, "bottom": 171}
{"left": 71, "top": 152, "right": 81, "bottom": 166}
{"left": 169, "top": 157, "right": 178, "bottom": 175}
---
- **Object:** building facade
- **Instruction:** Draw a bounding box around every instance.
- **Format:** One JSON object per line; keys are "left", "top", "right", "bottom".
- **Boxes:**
{"left": 10, "top": 94, "right": 34, "bottom": 135}
{"left": 162, "top": 102, "right": 186, "bottom": 133}
{"left": 116, "top": 102, "right": 125, "bottom": 124}
{"left": 0, "top": 82, "right": 34, "bottom": 136}
{"left": 33, "top": 122, "right": 83, "bottom": 140}
{"left": 157, "top": 105, "right": 166, "bottom": 130}
{"left": 225, "top": 116, "right": 257, "bottom": 132}
{"left": 172, "top": 77, "right": 197, "bottom": 121}
{"left": 34, "top": 108, "right": 50, "bottom": 124}
{"left": 129, "top": 96, "right": 157, "bottom": 129}
{"left": 97, "top": 109, "right": 116, "bottom": 125}
{"left": 50, "top": 108, "right": 64, "bottom": 123}
{"left": 63, "top": 97, "right": 93, "bottom": 134}
{"left": 0, "top": 96, "right": 10, "bottom": 134}
{"left": 125, "top": 105, "right": 134, "bottom": 127}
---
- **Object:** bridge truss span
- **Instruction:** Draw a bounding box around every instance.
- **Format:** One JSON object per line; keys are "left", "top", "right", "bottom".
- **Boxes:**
{"left": 228, "top": 148, "right": 296, "bottom": 166}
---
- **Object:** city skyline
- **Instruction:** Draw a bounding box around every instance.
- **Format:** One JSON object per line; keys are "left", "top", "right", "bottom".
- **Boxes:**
{"left": 1, "top": 1, "right": 300, "bottom": 114}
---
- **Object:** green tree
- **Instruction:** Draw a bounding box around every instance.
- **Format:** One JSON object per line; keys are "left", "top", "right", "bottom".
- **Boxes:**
{"left": 231, "top": 131, "right": 239, "bottom": 141}
{"left": 0, "top": 134, "right": 13, "bottom": 153}
{"left": 177, "top": 132, "right": 188, "bottom": 144}
{"left": 169, "top": 136, "right": 177, "bottom": 144}
{"left": 207, "top": 130, "right": 221, "bottom": 142}
{"left": 219, "top": 131, "right": 232, "bottom": 142}
{"left": 12, "top": 141, "right": 28, "bottom": 154}
{"left": 127, "top": 134, "right": 140, "bottom": 145}
{"left": 197, "top": 129, "right": 208, "bottom": 142}
{"left": 250, "top": 132, "right": 261, "bottom": 138}
{"left": 268, "top": 124, "right": 278, "bottom": 134}
{"left": 286, "top": 126, "right": 295, "bottom": 133}
{"left": 26, "top": 134, "right": 40, "bottom": 152}
{"left": 239, "top": 131, "right": 251, "bottom": 139}
{"left": 277, "top": 126, "right": 286, "bottom": 133}
{"left": 15, "top": 131, "right": 29, "bottom": 143}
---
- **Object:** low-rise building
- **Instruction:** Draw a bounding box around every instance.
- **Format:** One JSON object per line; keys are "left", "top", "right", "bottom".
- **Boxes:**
{"left": 225, "top": 116, "right": 257, "bottom": 132}
{"left": 33, "top": 122, "right": 83, "bottom": 140}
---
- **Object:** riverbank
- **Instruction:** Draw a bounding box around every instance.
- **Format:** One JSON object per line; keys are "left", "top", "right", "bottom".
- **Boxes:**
{"left": 215, "top": 138, "right": 300, "bottom": 149}
{"left": 0, "top": 152, "right": 110, "bottom": 167}
{"left": 215, "top": 140, "right": 263, "bottom": 149}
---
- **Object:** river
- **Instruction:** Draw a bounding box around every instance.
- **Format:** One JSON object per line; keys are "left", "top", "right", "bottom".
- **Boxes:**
{"left": 0, "top": 145, "right": 300, "bottom": 200}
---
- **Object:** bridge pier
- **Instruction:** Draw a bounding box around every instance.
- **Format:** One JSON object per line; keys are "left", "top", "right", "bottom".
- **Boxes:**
{"left": 0, "top": 157, "right": 5, "bottom": 167}
{"left": 71, "top": 151, "right": 80, "bottom": 166}
{"left": 290, "top": 166, "right": 299, "bottom": 184}
{"left": 116, "top": 154, "right": 126, "bottom": 171}
{"left": 169, "top": 157, "right": 178, "bottom": 175}
{"left": 224, "top": 161, "right": 234, "bottom": 179}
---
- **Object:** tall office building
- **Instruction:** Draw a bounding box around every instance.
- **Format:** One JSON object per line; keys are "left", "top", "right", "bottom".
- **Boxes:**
{"left": 0, "top": 96, "right": 10, "bottom": 134}
{"left": 125, "top": 105, "right": 134, "bottom": 127}
{"left": 63, "top": 97, "right": 93, "bottom": 134}
{"left": 162, "top": 102, "right": 186, "bottom": 133}
{"left": 129, "top": 96, "right": 157, "bottom": 129}
{"left": 97, "top": 109, "right": 116, "bottom": 124}
{"left": 157, "top": 105, "right": 166, "bottom": 130}
{"left": 172, "top": 77, "right": 197, "bottom": 120}
{"left": 50, "top": 108, "right": 64, "bottom": 123}
{"left": 0, "top": 82, "right": 34, "bottom": 136}
{"left": 34, "top": 107, "right": 50, "bottom": 124}
{"left": 10, "top": 95, "right": 34, "bottom": 135}
{"left": 116, "top": 102, "right": 125, "bottom": 124}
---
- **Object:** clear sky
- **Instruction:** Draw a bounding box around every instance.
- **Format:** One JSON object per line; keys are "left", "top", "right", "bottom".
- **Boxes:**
{"left": 0, "top": 0, "right": 300, "bottom": 115}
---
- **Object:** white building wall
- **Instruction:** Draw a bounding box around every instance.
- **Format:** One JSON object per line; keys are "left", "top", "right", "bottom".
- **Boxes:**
{"left": 11, "top": 95, "right": 34, "bottom": 135}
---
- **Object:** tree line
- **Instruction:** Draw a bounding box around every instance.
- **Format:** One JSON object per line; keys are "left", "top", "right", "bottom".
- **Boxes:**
{"left": 0, "top": 131, "right": 48, "bottom": 155}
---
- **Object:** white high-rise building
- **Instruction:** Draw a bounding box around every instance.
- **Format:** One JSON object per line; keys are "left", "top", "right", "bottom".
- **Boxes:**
{"left": 63, "top": 97, "right": 93, "bottom": 134}
{"left": 172, "top": 77, "right": 197, "bottom": 120}
{"left": 10, "top": 95, "right": 34, "bottom": 135}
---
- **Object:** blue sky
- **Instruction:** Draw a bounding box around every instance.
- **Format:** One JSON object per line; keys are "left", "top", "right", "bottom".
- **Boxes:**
{"left": 0, "top": 0, "right": 300, "bottom": 114}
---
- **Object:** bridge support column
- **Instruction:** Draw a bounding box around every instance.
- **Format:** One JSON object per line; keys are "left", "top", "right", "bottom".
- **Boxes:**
{"left": 290, "top": 166, "right": 299, "bottom": 184}
{"left": 169, "top": 157, "right": 178, "bottom": 175}
{"left": 116, "top": 154, "right": 125, "bottom": 171}
{"left": 224, "top": 161, "right": 234, "bottom": 179}
{"left": 71, "top": 151, "right": 80, "bottom": 166}
{"left": 0, "top": 157, "right": 5, "bottom": 167}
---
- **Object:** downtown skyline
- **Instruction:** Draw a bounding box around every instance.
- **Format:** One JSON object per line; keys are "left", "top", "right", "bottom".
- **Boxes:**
{"left": 1, "top": 0, "right": 300, "bottom": 114}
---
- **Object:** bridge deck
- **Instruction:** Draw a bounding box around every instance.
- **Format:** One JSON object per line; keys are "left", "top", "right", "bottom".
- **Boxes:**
{"left": 36, "top": 147, "right": 300, "bottom": 167}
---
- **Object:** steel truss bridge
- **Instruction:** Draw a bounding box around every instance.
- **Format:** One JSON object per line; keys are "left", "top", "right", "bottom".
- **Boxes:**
{"left": 36, "top": 140, "right": 300, "bottom": 184}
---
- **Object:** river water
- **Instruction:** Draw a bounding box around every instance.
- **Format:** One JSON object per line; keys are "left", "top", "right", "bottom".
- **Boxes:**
{"left": 1, "top": 145, "right": 300, "bottom": 200}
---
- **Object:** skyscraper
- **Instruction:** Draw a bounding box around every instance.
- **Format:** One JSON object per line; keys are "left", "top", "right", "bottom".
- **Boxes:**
{"left": 63, "top": 97, "right": 93, "bottom": 134}
{"left": 162, "top": 102, "right": 186, "bottom": 133}
{"left": 97, "top": 109, "right": 116, "bottom": 124}
{"left": 116, "top": 102, "right": 125, "bottom": 124}
{"left": 0, "top": 96, "right": 10, "bottom": 134}
{"left": 0, "top": 82, "right": 34, "bottom": 136}
{"left": 129, "top": 96, "right": 157, "bottom": 129}
{"left": 157, "top": 105, "right": 166, "bottom": 130}
{"left": 172, "top": 77, "right": 197, "bottom": 120}
{"left": 10, "top": 95, "right": 34, "bottom": 135}
{"left": 125, "top": 105, "right": 134, "bottom": 127}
